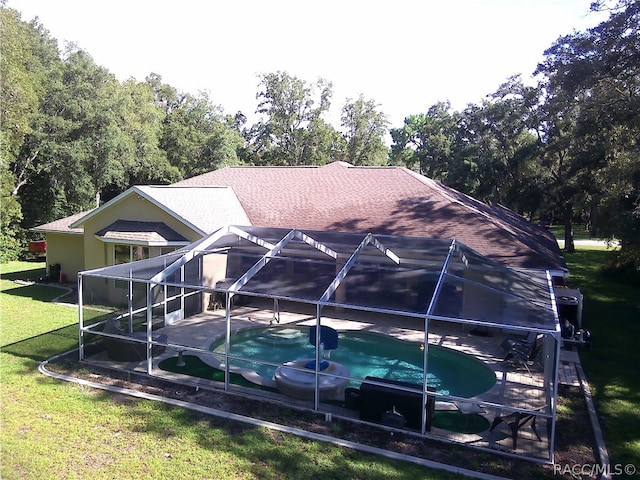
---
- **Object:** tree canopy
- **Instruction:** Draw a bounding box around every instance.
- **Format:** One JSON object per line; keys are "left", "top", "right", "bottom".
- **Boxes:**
{"left": 244, "top": 71, "right": 339, "bottom": 166}
{"left": 340, "top": 95, "right": 389, "bottom": 166}
{"left": 1, "top": 2, "right": 638, "bottom": 280}
{"left": 536, "top": 0, "right": 640, "bottom": 264}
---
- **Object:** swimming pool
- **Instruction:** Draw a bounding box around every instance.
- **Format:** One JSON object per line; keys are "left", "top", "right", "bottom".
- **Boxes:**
{"left": 209, "top": 326, "right": 496, "bottom": 398}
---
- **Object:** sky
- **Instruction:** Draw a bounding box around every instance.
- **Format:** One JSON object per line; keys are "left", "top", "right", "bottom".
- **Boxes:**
{"left": 9, "top": 0, "right": 608, "bottom": 129}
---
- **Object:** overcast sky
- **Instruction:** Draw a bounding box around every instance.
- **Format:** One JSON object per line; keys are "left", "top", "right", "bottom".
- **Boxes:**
{"left": 9, "top": 0, "right": 607, "bottom": 128}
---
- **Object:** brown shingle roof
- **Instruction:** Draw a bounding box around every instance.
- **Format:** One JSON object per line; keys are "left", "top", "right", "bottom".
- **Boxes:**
{"left": 31, "top": 210, "right": 94, "bottom": 234}
{"left": 176, "top": 162, "right": 566, "bottom": 272}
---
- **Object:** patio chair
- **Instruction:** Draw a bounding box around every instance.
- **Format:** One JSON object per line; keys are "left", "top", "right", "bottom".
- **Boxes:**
{"left": 490, "top": 407, "right": 544, "bottom": 450}
{"left": 500, "top": 331, "right": 537, "bottom": 354}
{"left": 208, "top": 292, "right": 224, "bottom": 311}
{"left": 502, "top": 333, "right": 543, "bottom": 375}
{"left": 102, "top": 318, "right": 168, "bottom": 362}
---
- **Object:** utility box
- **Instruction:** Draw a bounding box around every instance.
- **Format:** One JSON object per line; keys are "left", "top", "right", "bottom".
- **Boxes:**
{"left": 49, "top": 263, "right": 61, "bottom": 283}
{"left": 555, "top": 287, "right": 584, "bottom": 329}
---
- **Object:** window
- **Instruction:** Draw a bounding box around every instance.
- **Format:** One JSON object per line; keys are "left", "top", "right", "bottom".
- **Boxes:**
{"left": 133, "top": 245, "right": 149, "bottom": 262}
{"left": 113, "top": 244, "right": 150, "bottom": 291}
{"left": 114, "top": 245, "right": 131, "bottom": 265}
{"left": 114, "top": 245, "right": 150, "bottom": 265}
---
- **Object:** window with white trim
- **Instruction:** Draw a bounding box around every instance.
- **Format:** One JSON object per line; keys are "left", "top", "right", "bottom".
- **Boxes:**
{"left": 114, "top": 244, "right": 150, "bottom": 265}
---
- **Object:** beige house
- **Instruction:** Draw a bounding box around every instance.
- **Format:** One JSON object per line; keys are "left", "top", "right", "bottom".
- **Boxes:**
{"left": 33, "top": 185, "right": 250, "bottom": 282}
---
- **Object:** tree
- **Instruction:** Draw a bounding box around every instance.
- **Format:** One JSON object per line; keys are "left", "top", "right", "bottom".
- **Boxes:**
{"left": 145, "top": 72, "right": 182, "bottom": 114}
{"left": 16, "top": 48, "right": 126, "bottom": 214}
{"left": 1, "top": 7, "right": 61, "bottom": 258}
{"left": 390, "top": 81, "right": 545, "bottom": 220}
{"left": 536, "top": 0, "right": 640, "bottom": 263}
{"left": 390, "top": 102, "right": 456, "bottom": 179}
{"left": 160, "top": 90, "right": 244, "bottom": 178}
{"left": 17, "top": 48, "right": 163, "bottom": 217}
{"left": 534, "top": 92, "right": 584, "bottom": 252}
{"left": 102, "top": 79, "right": 181, "bottom": 197}
{"left": 0, "top": 8, "right": 57, "bottom": 167}
{"left": 0, "top": 167, "right": 23, "bottom": 262}
{"left": 247, "top": 71, "right": 337, "bottom": 165}
{"left": 340, "top": 95, "right": 389, "bottom": 165}
{"left": 465, "top": 77, "right": 543, "bottom": 213}
{"left": 17, "top": 48, "right": 182, "bottom": 226}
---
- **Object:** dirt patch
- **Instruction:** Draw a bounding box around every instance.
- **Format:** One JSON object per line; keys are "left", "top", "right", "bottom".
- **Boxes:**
{"left": 45, "top": 355, "right": 599, "bottom": 479}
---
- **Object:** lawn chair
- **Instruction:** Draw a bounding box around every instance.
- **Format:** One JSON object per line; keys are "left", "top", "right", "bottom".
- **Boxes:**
{"left": 490, "top": 406, "right": 544, "bottom": 450}
{"left": 502, "top": 333, "right": 543, "bottom": 376}
{"left": 500, "top": 331, "right": 537, "bottom": 354}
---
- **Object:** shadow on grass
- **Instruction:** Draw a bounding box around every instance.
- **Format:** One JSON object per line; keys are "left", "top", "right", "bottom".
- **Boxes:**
{"left": 554, "top": 385, "right": 600, "bottom": 464}
{"left": 1, "top": 324, "right": 79, "bottom": 363}
{"left": 83, "top": 386, "right": 457, "bottom": 480}
{"left": 1, "top": 265, "right": 46, "bottom": 281}
{"left": 1, "top": 319, "right": 445, "bottom": 477}
{"left": 1, "top": 282, "right": 74, "bottom": 302}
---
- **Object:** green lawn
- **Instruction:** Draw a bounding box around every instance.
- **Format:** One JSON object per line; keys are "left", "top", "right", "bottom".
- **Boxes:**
{"left": 561, "top": 248, "right": 640, "bottom": 471}
{"left": 0, "top": 261, "right": 453, "bottom": 480}
{"left": 549, "top": 224, "right": 601, "bottom": 241}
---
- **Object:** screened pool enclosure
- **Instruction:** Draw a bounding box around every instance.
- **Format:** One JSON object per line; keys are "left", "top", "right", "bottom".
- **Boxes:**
{"left": 79, "top": 225, "right": 563, "bottom": 462}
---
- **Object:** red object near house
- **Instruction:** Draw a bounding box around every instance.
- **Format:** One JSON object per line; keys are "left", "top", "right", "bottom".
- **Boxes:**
{"left": 29, "top": 240, "right": 47, "bottom": 254}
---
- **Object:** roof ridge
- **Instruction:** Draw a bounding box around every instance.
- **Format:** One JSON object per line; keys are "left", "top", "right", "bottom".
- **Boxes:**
{"left": 224, "top": 164, "right": 322, "bottom": 169}
{"left": 341, "top": 164, "right": 399, "bottom": 169}
{"left": 401, "top": 168, "right": 541, "bottom": 252}
{"left": 138, "top": 185, "right": 232, "bottom": 189}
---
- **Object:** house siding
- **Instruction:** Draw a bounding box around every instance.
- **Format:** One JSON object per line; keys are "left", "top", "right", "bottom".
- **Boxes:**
{"left": 45, "top": 232, "right": 84, "bottom": 282}
{"left": 81, "top": 194, "right": 202, "bottom": 271}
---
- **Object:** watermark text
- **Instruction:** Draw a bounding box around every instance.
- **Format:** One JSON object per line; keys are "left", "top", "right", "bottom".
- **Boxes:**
{"left": 553, "top": 463, "right": 636, "bottom": 477}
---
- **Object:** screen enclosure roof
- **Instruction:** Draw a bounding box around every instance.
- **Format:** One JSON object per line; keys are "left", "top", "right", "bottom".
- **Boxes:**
{"left": 81, "top": 225, "right": 560, "bottom": 334}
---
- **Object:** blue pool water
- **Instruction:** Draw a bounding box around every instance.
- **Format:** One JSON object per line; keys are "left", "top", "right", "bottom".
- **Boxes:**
{"left": 210, "top": 326, "right": 496, "bottom": 398}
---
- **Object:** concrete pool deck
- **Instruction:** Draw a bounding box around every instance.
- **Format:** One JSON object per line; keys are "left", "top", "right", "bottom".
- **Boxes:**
{"left": 83, "top": 301, "right": 577, "bottom": 461}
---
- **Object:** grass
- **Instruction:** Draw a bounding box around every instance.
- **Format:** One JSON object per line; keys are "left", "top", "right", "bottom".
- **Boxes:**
{"left": 561, "top": 247, "right": 640, "bottom": 470}
{"left": 549, "top": 224, "right": 603, "bottom": 241}
{"left": 1, "top": 261, "right": 455, "bottom": 479}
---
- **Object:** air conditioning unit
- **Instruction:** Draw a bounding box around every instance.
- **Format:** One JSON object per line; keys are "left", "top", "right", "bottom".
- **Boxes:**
{"left": 555, "top": 287, "right": 583, "bottom": 329}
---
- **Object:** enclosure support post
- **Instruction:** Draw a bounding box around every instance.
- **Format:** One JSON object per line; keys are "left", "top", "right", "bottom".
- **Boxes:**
{"left": 548, "top": 337, "right": 561, "bottom": 463}
{"left": 180, "top": 265, "right": 185, "bottom": 319}
{"left": 273, "top": 298, "right": 280, "bottom": 323}
{"left": 163, "top": 284, "right": 167, "bottom": 319}
{"left": 546, "top": 271, "right": 560, "bottom": 463}
{"left": 128, "top": 270, "right": 134, "bottom": 333}
{"left": 78, "top": 274, "right": 84, "bottom": 361}
{"left": 146, "top": 282, "right": 153, "bottom": 375}
{"left": 224, "top": 292, "right": 231, "bottom": 391}
{"left": 421, "top": 316, "right": 430, "bottom": 435}
{"left": 314, "top": 304, "right": 322, "bottom": 411}
{"left": 421, "top": 240, "right": 457, "bottom": 434}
